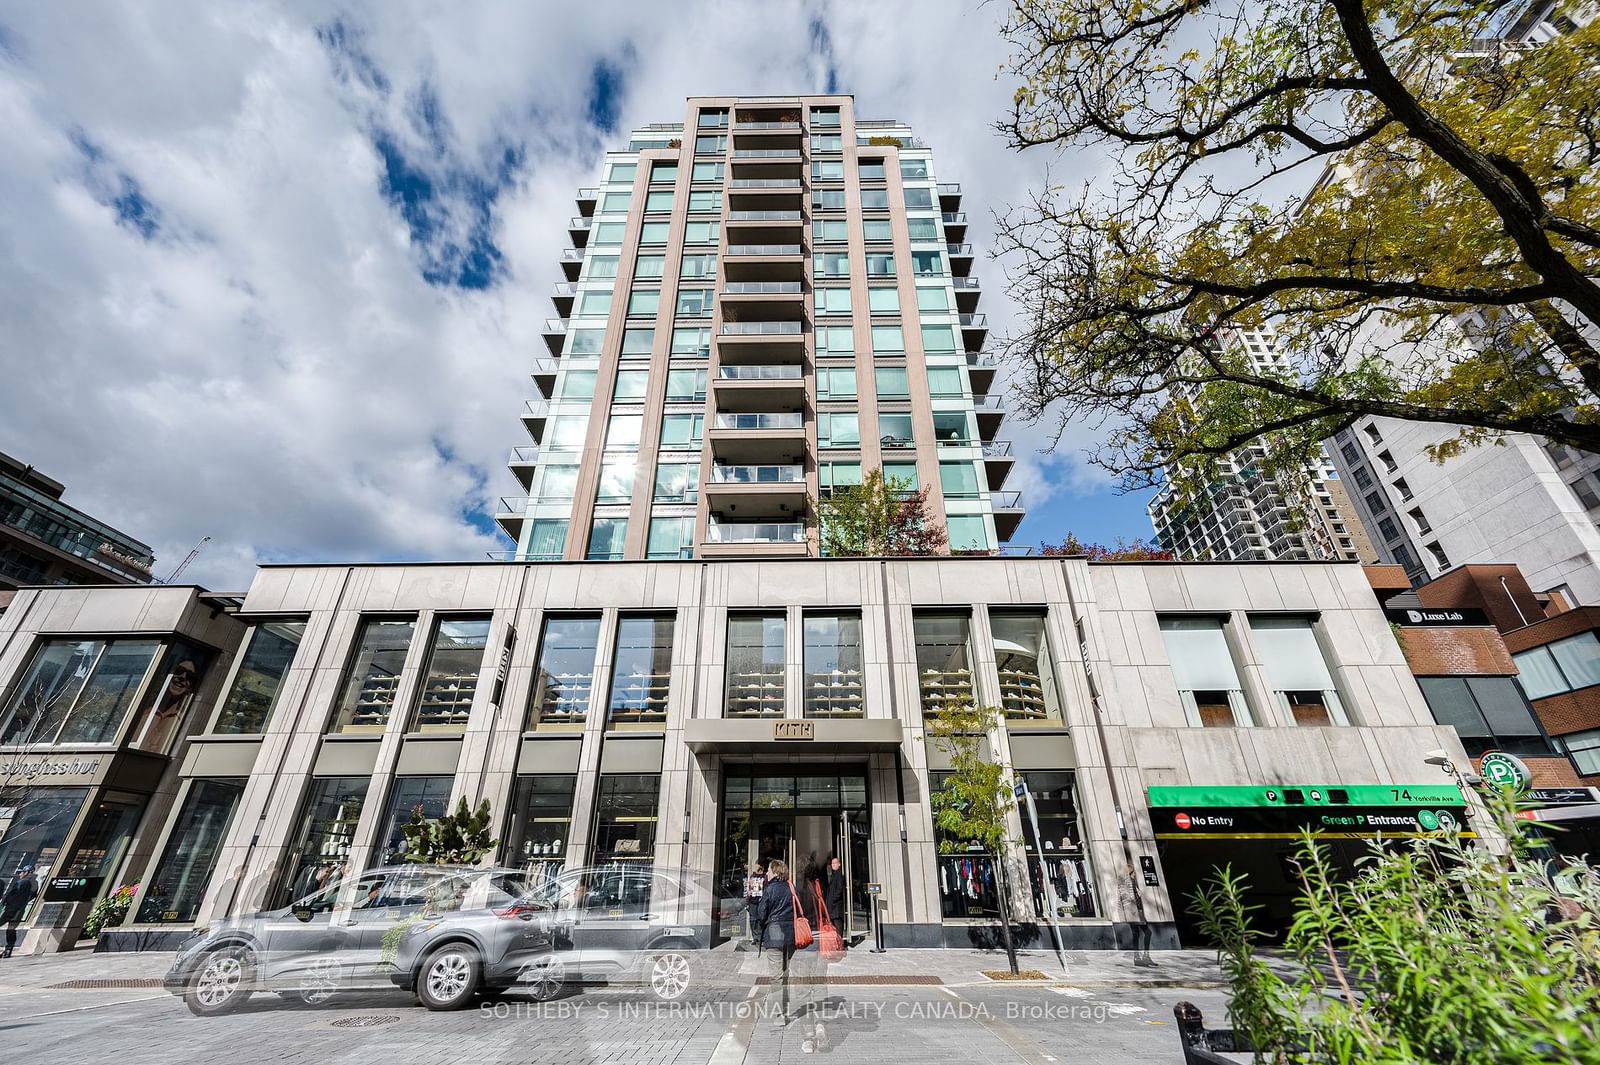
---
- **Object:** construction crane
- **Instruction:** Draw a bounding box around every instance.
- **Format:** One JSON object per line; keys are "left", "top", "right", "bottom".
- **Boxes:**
{"left": 161, "top": 536, "right": 211, "bottom": 584}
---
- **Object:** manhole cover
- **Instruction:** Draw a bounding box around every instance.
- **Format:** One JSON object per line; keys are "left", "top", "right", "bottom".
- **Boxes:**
{"left": 330, "top": 1015, "right": 400, "bottom": 1028}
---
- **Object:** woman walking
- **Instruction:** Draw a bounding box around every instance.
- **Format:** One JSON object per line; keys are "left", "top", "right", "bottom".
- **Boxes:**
{"left": 753, "top": 858, "right": 800, "bottom": 1026}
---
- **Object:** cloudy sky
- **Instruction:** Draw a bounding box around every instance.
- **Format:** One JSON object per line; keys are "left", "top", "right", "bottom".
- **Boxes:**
{"left": 0, "top": 0, "right": 1153, "bottom": 590}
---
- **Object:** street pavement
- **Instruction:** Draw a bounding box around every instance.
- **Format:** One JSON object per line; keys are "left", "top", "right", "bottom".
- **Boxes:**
{"left": 0, "top": 944, "right": 1239, "bottom": 1064}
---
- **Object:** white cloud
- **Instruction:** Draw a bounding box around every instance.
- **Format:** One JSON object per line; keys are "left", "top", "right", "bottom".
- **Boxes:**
{"left": 0, "top": 0, "right": 1128, "bottom": 588}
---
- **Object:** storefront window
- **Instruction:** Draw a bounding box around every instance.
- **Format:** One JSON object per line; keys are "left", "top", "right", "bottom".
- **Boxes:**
{"left": 930, "top": 770, "right": 1001, "bottom": 919}
{"left": 503, "top": 775, "right": 576, "bottom": 892}
{"left": 327, "top": 618, "right": 417, "bottom": 734}
{"left": 377, "top": 776, "right": 455, "bottom": 865}
{"left": 135, "top": 779, "right": 244, "bottom": 923}
{"left": 0, "top": 788, "right": 88, "bottom": 920}
{"left": 1417, "top": 676, "right": 1551, "bottom": 757}
{"left": 991, "top": 612, "right": 1061, "bottom": 724}
{"left": 276, "top": 776, "right": 370, "bottom": 906}
{"left": 409, "top": 617, "right": 493, "bottom": 733}
{"left": 528, "top": 616, "right": 602, "bottom": 726}
{"left": 590, "top": 774, "right": 660, "bottom": 868}
{"left": 915, "top": 614, "right": 973, "bottom": 717}
{"left": 57, "top": 796, "right": 146, "bottom": 914}
{"left": 211, "top": 620, "right": 306, "bottom": 734}
{"left": 130, "top": 640, "right": 214, "bottom": 754}
{"left": 0, "top": 639, "right": 160, "bottom": 748}
{"left": 608, "top": 616, "right": 674, "bottom": 725}
{"left": 803, "top": 613, "right": 864, "bottom": 717}
{"left": 725, "top": 614, "right": 785, "bottom": 717}
{"left": 1017, "top": 771, "right": 1097, "bottom": 918}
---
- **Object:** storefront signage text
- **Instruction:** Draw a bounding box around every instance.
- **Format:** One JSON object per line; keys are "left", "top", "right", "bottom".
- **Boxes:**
{"left": 0, "top": 755, "right": 103, "bottom": 783}
{"left": 773, "top": 721, "right": 815, "bottom": 741}
{"left": 1383, "top": 607, "right": 1490, "bottom": 627}
{"left": 1150, "top": 803, "right": 1466, "bottom": 839}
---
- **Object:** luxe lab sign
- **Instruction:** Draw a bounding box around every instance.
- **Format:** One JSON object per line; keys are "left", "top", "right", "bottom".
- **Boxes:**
{"left": 1383, "top": 607, "right": 1490, "bottom": 627}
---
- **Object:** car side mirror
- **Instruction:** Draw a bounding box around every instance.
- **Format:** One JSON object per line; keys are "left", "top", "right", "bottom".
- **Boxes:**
{"left": 292, "top": 905, "right": 314, "bottom": 923}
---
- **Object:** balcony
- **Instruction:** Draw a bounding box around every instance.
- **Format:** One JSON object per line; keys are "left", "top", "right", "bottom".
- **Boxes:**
{"left": 575, "top": 187, "right": 598, "bottom": 217}
{"left": 723, "top": 281, "right": 802, "bottom": 294}
{"left": 706, "top": 464, "right": 808, "bottom": 513}
{"left": 508, "top": 446, "right": 540, "bottom": 490}
{"left": 721, "top": 321, "right": 801, "bottom": 335}
{"left": 702, "top": 521, "right": 808, "bottom": 558}
{"left": 991, "top": 490, "right": 1025, "bottom": 542}
{"left": 530, "top": 358, "right": 557, "bottom": 399}
{"left": 521, "top": 400, "right": 549, "bottom": 440}
{"left": 952, "top": 274, "right": 981, "bottom": 312}
{"left": 542, "top": 317, "right": 567, "bottom": 355}
{"left": 727, "top": 243, "right": 803, "bottom": 257}
{"left": 947, "top": 243, "right": 975, "bottom": 277}
{"left": 719, "top": 319, "right": 804, "bottom": 361}
{"left": 710, "top": 463, "right": 804, "bottom": 484}
{"left": 942, "top": 211, "right": 968, "bottom": 241}
{"left": 495, "top": 497, "right": 529, "bottom": 542}
{"left": 551, "top": 281, "right": 577, "bottom": 316}
{"left": 723, "top": 242, "right": 805, "bottom": 283}
{"left": 981, "top": 440, "right": 1014, "bottom": 492}
{"left": 709, "top": 410, "right": 806, "bottom": 464}
{"left": 938, "top": 183, "right": 962, "bottom": 209}
{"left": 960, "top": 313, "right": 988, "bottom": 350}
{"left": 733, "top": 121, "right": 801, "bottom": 131}
{"left": 727, "top": 210, "right": 803, "bottom": 223}
{"left": 569, "top": 215, "right": 592, "bottom": 248}
{"left": 714, "top": 362, "right": 806, "bottom": 408}
{"left": 732, "top": 148, "right": 802, "bottom": 160}
{"left": 730, "top": 178, "right": 802, "bottom": 189}
{"left": 974, "top": 395, "right": 1005, "bottom": 440}
{"left": 725, "top": 210, "right": 805, "bottom": 243}
{"left": 967, "top": 352, "right": 998, "bottom": 396}
{"left": 558, "top": 248, "right": 584, "bottom": 282}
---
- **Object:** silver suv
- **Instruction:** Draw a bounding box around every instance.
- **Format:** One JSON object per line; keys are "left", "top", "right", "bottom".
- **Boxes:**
{"left": 166, "top": 865, "right": 551, "bottom": 1015}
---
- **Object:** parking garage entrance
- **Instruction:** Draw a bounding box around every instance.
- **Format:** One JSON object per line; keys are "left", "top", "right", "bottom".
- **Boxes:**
{"left": 715, "top": 765, "right": 872, "bottom": 942}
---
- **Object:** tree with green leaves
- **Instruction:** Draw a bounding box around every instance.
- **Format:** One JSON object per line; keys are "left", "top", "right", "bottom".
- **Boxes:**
{"left": 401, "top": 796, "right": 499, "bottom": 866}
{"left": 1038, "top": 532, "right": 1175, "bottom": 560}
{"left": 998, "top": 0, "right": 1600, "bottom": 507}
{"left": 927, "top": 702, "right": 1022, "bottom": 975}
{"left": 1193, "top": 789, "right": 1600, "bottom": 1063}
{"left": 813, "top": 469, "right": 948, "bottom": 556}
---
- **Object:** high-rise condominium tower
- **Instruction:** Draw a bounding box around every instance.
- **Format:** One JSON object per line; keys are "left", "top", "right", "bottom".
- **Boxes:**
{"left": 496, "top": 96, "right": 1020, "bottom": 561}
{"left": 1147, "top": 327, "right": 1374, "bottom": 563}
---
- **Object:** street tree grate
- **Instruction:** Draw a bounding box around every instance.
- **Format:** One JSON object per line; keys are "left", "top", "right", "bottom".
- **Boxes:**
{"left": 330, "top": 1016, "right": 401, "bottom": 1028}
{"left": 45, "top": 978, "right": 164, "bottom": 989}
{"left": 753, "top": 975, "right": 942, "bottom": 985}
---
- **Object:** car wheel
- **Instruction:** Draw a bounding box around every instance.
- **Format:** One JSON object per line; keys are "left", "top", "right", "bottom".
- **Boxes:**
{"left": 292, "top": 957, "right": 342, "bottom": 1005}
{"left": 416, "top": 944, "right": 481, "bottom": 1011}
{"left": 646, "top": 950, "right": 693, "bottom": 1001}
{"left": 184, "top": 945, "right": 255, "bottom": 1017}
{"left": 523, "top": 956, "right": 566, "bottom": 1002}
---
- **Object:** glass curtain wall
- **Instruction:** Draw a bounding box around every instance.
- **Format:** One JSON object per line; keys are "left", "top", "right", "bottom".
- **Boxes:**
{"left": 275, "top": 777, "right": 371, "bottom": 906}
{"left": 803, "top": 614, "right": 864, "bottom": 717}
{"left": 327, "top": 619, "right": 417, "bottom": 734}
{"left": 211, "top": 621, "right": 306, "bottom": 734}
{"left": 725, "top": 615, "right": 786, "bottom": 717}
{"left": 528, "top": 617, "right": 603, "bottom": 726}
{"left": 503, "top": 775, "right": 576, "bottom": 893}
{"left": 608, "top": 616, "right": 674, "bottom": 725}
{"left": 135, "top": 779, "right": 245, "bottom": 923}
{"left": 410, "top": 617, "right": 492, "bottom": 732}
{"left": 376, "top": 776, "right": 455, "bottom": 865}
{"left": 0, "top": 639, "right": 161, "bottom": 747}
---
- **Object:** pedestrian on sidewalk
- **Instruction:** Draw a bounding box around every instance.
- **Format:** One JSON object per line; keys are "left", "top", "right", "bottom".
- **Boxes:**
{"left": 2, "top": 865, "right": 38, "bottom": 959}
{"left": 824, "top": 855, "right": 846, "bottom": 935}
{"left": 739, "top": 861, "right": 767, "bottom": 953}
{"left": 1118, "top": 864, "right": 1156, "bottom": 968}
{"left": 798, "top": 861, "right": 834, "bottom": 1053}
{"left": 753, "top": 858, "right": 800, "bottom": 1027}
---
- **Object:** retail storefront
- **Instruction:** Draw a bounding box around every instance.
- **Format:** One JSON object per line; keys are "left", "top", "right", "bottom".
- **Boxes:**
{"left": 1149, "top": 784, "right": 1471, "bottom": 943}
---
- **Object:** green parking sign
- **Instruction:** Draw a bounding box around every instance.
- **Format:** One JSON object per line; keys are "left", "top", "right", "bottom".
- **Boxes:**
{"left": 1480, "top": 751, "right": 1531, "bottom": 792}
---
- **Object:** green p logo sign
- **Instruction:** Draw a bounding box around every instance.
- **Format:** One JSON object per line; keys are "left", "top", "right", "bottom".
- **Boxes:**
{"left": 1480, "top": 751, "right": 1531, "bottom": 793}
{"left": 1417, "top": 809, "right": 1440, "bottom": 831}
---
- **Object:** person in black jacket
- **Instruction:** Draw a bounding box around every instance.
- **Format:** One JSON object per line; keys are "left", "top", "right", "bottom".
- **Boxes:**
{"left": 824, "top": 855, "right": 846, "bottom": 933}
{"left": 2, "top": 866, "right": 38, "bottom": 959}
{"left": 754, "top": 858, "right": 798, "bottom": 1025}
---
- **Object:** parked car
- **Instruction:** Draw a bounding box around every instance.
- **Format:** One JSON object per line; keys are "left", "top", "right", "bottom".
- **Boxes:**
{"left": 166, "top": 865, "right": 552, "bottom": 1015}
{"left": 521, "top": 864, "right": 747, "bottom": 1001}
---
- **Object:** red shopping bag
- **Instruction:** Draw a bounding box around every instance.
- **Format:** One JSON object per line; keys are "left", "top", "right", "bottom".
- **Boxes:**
{"left": 787, "top": 882, "right": 813, "bottom": 949}
{"left": 814, "top": 882, "right": 845, "bottom": 961}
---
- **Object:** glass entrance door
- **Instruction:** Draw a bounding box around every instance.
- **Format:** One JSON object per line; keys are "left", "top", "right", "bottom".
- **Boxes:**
{"left": 715, "top": 765, "right": 869, "bottom": 944}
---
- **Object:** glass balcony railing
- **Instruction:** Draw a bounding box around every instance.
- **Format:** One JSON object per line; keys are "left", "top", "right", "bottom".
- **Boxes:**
{"left": 982, "top": 441, "right": 1013, "bottom": 458}
{"left": 569, "top": 216, "right": 592, "bottom": 229}
{"left": 552, "top": 282, "right": 578, "bottom": 297}
{"left": 717, "top": 364, "right": 803, "bottom": 381}
{"left": 713, "top": 412, "right": 804, "bottom": 430}
{"left": 710, "top": 464, "right": 805, "bottom": 484}
{"left": 960, "top": 314, "right": 987, "bottom": 328}
{"left": 543, "top": 318, "right": 567, "bottom": 334}
{"left": 733, "top": 121, "right": 801, "bottom": 131}
{"left": 938, "top": 183, "right": 962, "bottom": 196}
{"left": 730, "top": 179, "right": 802, "bottom": 188}
{"left": 953, "top": 276, "right": 980, "bottom": 289}
{"left": 947, "top": 243, "right": 973, "bottom": 257}
{"left": 733, "top": 149, "right": 801, "bottom": 158}
{"left": 720, "top": 321, "right": 802, "bottom": 335}
{"left": 496, "top": 497, "right": 529, "bottom": 514}
{"left": 576, "top": 187, "right": 598, "bottom": 200}
{"left": 559, "top": 249, "right": 583, "bottom": 263}
{"left": 727, "top": 244, "right": 803, "bottom": 256}
{"left": 727, "top": 210, "right": 803, "bottom": 222}
{"left": 992, "top": 491, "right": 1024, "bottom": 509}
{"left": 508, "top": 446, "right": 540, "bottom": 465}
{"left": 707, "top": 522, "right": 806, "bottom": 543}
{"left": 942, "top": 212, "right": 967, "bottom": 224}
{"left": 723, "top": 281, "right": 802, "bottom": 294}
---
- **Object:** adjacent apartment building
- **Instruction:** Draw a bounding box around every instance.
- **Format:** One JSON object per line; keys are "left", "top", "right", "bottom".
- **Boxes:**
{"left": 1147, "top": 328, "right": 1375, "bottom": 564}
{"left": 496, "top": 95, "right": 1019, "bottom": 562}
{"left": 0, "top": 450, "right": 155, "bottom": 611}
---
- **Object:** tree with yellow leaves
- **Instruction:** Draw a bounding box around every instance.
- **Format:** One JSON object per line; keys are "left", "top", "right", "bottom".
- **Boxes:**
{"left": 998, "top": 0, "right": 1600, "bottom": 503}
